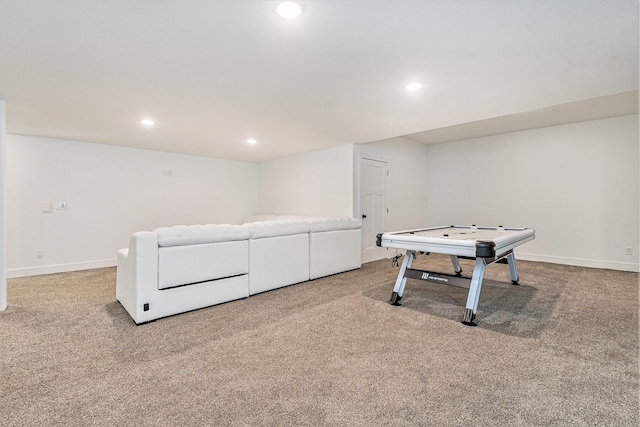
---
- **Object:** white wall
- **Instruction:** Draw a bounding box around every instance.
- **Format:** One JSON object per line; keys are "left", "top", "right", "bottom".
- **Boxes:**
{"left": 7, "top": 135, "right": 258, "bottom": 277}
{"left": 258, "top": 144, "right": 353, "bottom": 217}
{"left": 6, "top": 114, "right": 638, "bottom": 277}
{"left": 354, "top": 136, "right": 429, "bottom": 231}
{"left": 425, "top": 114, "right": 639, "bottom": 272}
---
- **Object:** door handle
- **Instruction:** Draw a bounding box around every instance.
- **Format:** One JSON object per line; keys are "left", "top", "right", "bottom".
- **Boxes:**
{"left": 362, "top": 214, "right": 367, "bottom": 219}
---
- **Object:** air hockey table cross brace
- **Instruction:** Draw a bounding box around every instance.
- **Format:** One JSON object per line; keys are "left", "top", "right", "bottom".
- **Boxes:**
{"left": 376, "top": 225, "right": 535, "bottom": 326}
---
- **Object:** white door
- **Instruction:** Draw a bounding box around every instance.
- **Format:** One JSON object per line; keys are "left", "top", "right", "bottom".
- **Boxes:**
{"left": 360, "top": 158, "right": 390, "bottom": 263}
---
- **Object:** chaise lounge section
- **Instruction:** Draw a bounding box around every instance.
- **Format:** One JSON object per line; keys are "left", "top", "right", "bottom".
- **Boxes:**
{"left": 116, "top": 224, "right": 251, "bottom": 324}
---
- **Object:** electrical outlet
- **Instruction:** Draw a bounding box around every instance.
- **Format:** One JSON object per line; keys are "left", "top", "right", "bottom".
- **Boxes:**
{"left": 625, "top": 247, "right": 633, "bottom": 256}
{"left": 36, "top": 249, "right": 44, "bottom": 259}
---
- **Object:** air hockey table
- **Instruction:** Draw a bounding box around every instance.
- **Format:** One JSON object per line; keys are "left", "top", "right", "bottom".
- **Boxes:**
{"left": 376, "top": 225, "right": 535, "bottom": 326}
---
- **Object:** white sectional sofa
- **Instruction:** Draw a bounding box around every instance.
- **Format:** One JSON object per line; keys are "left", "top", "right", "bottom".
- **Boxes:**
{"left": 116, "top": 215, "right": 362, "bottom": 324}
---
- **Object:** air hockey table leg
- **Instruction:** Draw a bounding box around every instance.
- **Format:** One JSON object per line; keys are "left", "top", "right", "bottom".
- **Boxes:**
{"left": 450, "top": 255, "right": 462, "bottom": 276}
{"left": 462, "top": 257, "right": 487, "bottom": 326}
{"left": 506, "top": 252, "right": 520, "bottom": 284}
{"left": 390, "top": 250, "right": 415, "bottom": 305}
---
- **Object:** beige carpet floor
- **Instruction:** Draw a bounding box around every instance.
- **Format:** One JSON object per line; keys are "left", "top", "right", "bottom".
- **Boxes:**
{"left": 1, "top": 254, "right": 638, "bottom": 426}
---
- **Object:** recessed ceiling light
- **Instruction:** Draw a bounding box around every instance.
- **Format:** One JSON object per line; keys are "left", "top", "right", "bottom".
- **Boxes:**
{"left": 274, "top": 1, "right": 305, "bottom": 19}
{"left": 404, "top": 81, "right": 425, "bottom": 91}
{"left": 140, "top": 119, "right": 155, "bottom": 126}
{"left": 247, "top": 138, "right": 257, "bottom": 144}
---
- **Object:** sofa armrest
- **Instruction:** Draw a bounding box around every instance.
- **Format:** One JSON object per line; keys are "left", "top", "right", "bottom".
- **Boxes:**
{"left": 115, "top": 231, "right": 159, "bottom": 323}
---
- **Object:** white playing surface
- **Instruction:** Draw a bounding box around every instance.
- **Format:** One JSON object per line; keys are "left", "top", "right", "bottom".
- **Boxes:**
{"left": 408, "top": 227, "right": 512, "bottom": 241}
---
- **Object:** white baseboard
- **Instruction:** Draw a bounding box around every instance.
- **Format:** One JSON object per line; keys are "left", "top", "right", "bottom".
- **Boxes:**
{"left": 7, "top": 258, "right": 117, "bottom": 279}
{"left": 517, "top": 253, "right": 639, "bottom": 273}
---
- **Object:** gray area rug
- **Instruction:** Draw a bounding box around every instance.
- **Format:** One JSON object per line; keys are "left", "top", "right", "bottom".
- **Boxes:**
{"left": 1, "top": 255, "right": 638, "bottom": 426}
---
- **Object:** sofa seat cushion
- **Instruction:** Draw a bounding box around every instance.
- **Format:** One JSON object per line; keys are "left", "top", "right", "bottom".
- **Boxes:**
{"left": 243, "top": 220, "right": 310, "bottom": 239}
{"left": 155, "top": 224, "right": 250, "bottom": 247}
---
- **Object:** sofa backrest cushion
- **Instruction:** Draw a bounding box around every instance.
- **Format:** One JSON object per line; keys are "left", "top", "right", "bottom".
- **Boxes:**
{"left": 242, "top": 214, "right": 280, "bottom": 224}
{"left": 302, "top": 216, "right": 362, "bottom": 232}
{"left": 243, "top": 220, "right": 310, "bottom": 239}
{"left": 155, "top": 224, "right": 250, "bottom": 247}
{"left": 242, "top": 215, "right": 362, "bottom": 232}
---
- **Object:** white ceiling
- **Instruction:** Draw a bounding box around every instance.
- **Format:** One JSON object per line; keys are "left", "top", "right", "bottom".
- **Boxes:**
{"left": 0, "top": 0, "right": 638, "bottom": 163}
